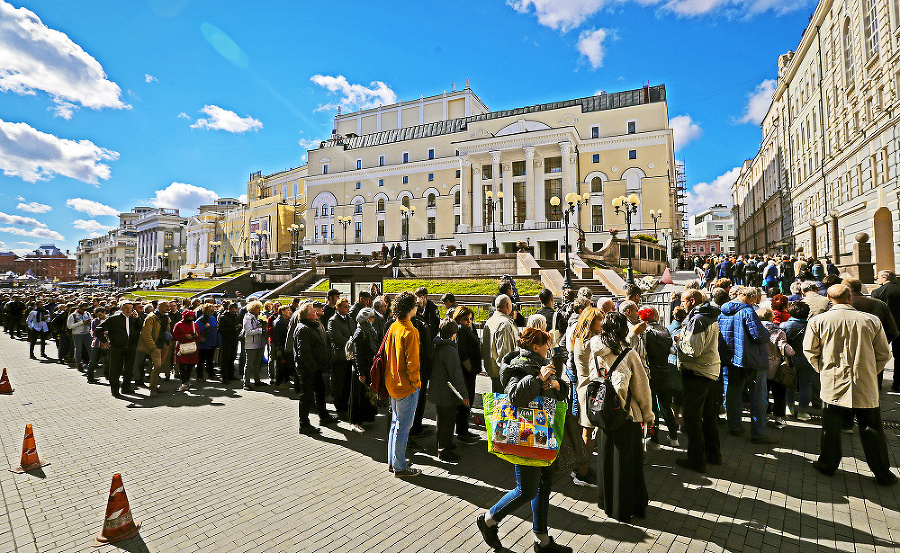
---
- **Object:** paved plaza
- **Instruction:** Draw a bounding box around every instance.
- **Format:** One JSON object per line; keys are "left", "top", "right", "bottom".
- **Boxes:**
{"left": 0, "top": 330, "right": 898, "bottom": 553}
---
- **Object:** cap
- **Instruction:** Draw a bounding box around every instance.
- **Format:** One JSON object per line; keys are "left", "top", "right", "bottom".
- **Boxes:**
{"left": 327, "top": 288, "right": 341, "bottom": 298}
{"left": 440, "top": 293, "right": 455, "bottom": 303}
{"left": 358, "top": 291, "right": 372, "bottom": 299}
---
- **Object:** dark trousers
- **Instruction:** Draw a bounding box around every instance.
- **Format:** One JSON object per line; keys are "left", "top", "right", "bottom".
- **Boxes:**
{"left": 197, "top": 348, "right": 216, "bottom": 379}
{"left": 179, "top": 362, "right": 196, "bottom": 384}
{"left": 436, "top": 404, "right": 457, "bottom": 452}
{"left": 649, "top": 379, "right": 678, "bottom": 440}
{"left": 276, "top": 354, "right": 294, "bottom": 385}
{"left": 108, "top": 346, "right": 136, "bottom": 395}
{"left": 456, "top": 366, "right": 478, "bottom": 436}
{"left": 298, "top": 369, "right": 328, "bottom": 425}
{"left": 410, "top": 373, "right": 431, "bottom": 434}
{"left": 681, "top": 371, "right": 722, "bottom": 467}
{"left": 28, "top": 329, "right": 47, "bottom": 356}
{"left": 331, "top": 359, "right": 353, "bottom": 413}
{"left": 818, "top": 404, "right": 895, "bottom": 483}
{"left": 768, "top": 379, "right": 786, "bottom": 417}
{"left": 220, "top": 339, "right": 238, "bottom": 381}
{"left": 87, "top": 346, "right": 104, "bottom": 380}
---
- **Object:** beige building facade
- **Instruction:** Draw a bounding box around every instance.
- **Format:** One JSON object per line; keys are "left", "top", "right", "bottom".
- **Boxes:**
{"left": 735, "top": 0, "right": 900, "bottom": 272}
{"left": 302, "top": 85, "right": 681, "bottom": 260}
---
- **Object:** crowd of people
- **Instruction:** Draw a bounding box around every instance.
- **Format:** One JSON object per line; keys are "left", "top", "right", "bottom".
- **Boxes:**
{"left": 2, "top": 261, "right": 899, "bottom": 553}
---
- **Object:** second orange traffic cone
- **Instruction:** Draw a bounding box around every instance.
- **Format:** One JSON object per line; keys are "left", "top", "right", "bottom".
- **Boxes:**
{"left": 10, "top": 424, "right": 49, "bottom": 473}
{"left": 0, "top": 368, "right": 13, "bottom": 394}
{"left": 93, "top": 473, "right": 142, "bottom": 546}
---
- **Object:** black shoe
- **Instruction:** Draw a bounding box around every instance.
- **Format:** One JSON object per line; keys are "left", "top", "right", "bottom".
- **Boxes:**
{"left": 121, "top": 387, "right": 134, "bottom": 394}
{"left": 877, "top": 473, "right": 899, "bottom": 486}
{"left": 254, "top": 381, "right": 268, "bottom": 387}
{"left": 533, "top": 538, "right": 573, "bottom": 553}
{"left": 319, "top": 414, "right": 339, "bottom": 425}
{"left": 729, "top": 428, "right": 745, "bottom": 437}
{"left": 407, "top": 439, "right": 425, "bottom": 452}
{"left": 476, "top": 514, "right": 502, "bottom": 551}
{"left": 393, "top": 467, "right": 422, "bottom": 477}
{"left": 456, "top": 433, "right": 480, "bottom": 445}
{"left": 676, "top": 458, "right": 708, "bottom": 473}
{"left": 410, "top": 426, "right": 434, "bottom": 438}
{"left": 29, "top": 355, "right": 36, "bottom": 359}
{"left": 891, "top": 384, "right": 900, "bottom": 393}
{"left": 299, "top": 424, "right": 321, "bottom": 435}
{"left": 750, "top": 435, "right": 779, "bottom": 445}
{"left": 707, "top": 456, "right": 723, "bottom": 466}
{"left": 813, "top": 461, "right": 835, "bottom": 477}
{"left": 438, "top": 450, "right": 461, "bottom": 463}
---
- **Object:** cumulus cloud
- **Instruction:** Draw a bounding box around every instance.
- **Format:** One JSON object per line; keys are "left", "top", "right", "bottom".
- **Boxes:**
{"left": 16, "top": 200, "right": 51, "bottom": 213}
{"left": 507, "top": 0, "right": 606, "bottom": 32}
{"left": 737, "top": 79, "right": 776, "bottom": 125}
{"left": 310, "top": 75, "right": 397, "bottom": 113}
{"left": 0, "top": 226, "right": 63, "bottom": 241}
{"left": 576, "top": 28, "right": 609, "bottom": 69}
{"left": 66, "top": 198, "right": 118, "bottom": 217}
{"left": 685, "top": 166, "right": 740, "bottom": 217}
{"left": 297, "top": 138, "right": 321, "bottom": 150}
{"left": 669, "top": 114, "right": 703, "bottom": 151}
{"left": 663, "top": 0, "right": 808, "bottom": 16}
{"left": 177, "top": 112, "right": 190, "bottom": 119}
{"left": 0, "top": 118, "right": 118, "bottom": 184}
{"left": 145, "top": 74, "right": 157, "bottom": 83}
{"left": 151, "top": 182, "right": 218, "bottom": 212}
{"left": 72, "top": 219, "right": 113, "bottom": 236}
{"left": 0, "top": 210, "right": 44, "bottom": 227}
{"left": 0, "top": 0, "right": 128, "bottom": 118}
{"left": 189, "top": 105, "right": 262, "bottom": 133}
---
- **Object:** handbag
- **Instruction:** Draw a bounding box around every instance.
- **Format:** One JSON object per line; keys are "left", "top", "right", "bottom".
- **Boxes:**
{"left": 483, "top": 393, "right": 567, "bottom": 467}
{"left": 177, "top": 323, "right": 199, "bottom": 356}
{"left": 774, "top": 354, "right": 797, "bottom": 389}
{"left": 586, "top": 347, "right": 632, "bottom": 432}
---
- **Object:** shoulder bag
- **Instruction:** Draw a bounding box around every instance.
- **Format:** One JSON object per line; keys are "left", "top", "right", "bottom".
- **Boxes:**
{"left": 177, "top": 323, "right": 199, "bottom": 356}
{"left": 585, "top": 347, "right": 633, "bottom": 431}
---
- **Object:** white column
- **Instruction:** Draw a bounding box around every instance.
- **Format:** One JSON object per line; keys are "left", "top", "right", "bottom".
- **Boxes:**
{"left": 524, "top": 147, "right": 536, "bottom": 229}
{"left": 534, "top": 155, "right": 545, "bottom": 224}
{"left": 472, "top": 163, "right": 483, "bottom": 229}
{"left": 458, "top": 158, "right": 470, "bottom": 232}
{"left": 491, "top": 151, "right": 501, "bottom": 226}
{"left": 560, "top": 141, "right": 576, "bottom": 197}
{"left": 502, "top": 161, "right": 513, "bottom": 226}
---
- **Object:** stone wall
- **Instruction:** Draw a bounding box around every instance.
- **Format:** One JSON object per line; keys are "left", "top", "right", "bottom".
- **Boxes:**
{"left": 400, "top": 254, "right": 520, "bottom": 278}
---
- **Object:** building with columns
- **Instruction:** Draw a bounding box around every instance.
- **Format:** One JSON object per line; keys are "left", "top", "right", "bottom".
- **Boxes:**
{"left": 302, "top": 84, "right": 681, "bottom": 260}
{"left": 183, "top": 198, "right": 242, "bottom": 277}
{"left": 734, "top": 0, "right": 900, "bottom": 272}
{"left": 134, "top": 207, "right": 187, "bottom": 279}
{"left": 75, "top": 209, "right": 140, "bottom": 284}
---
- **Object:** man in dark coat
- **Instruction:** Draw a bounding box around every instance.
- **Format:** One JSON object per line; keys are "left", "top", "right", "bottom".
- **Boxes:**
{"left": 348, "top": 291, "right": 372, "bottom": 331}
{"left": 327, "top": 298, "right": 354, "bottom": 417}
{"left": 846, "top": 278, "right": 899, "bottom": 390}
{"left": 97, "top": 300, "right": 141, "bottom": 397}
{"left": 293, "top": 301, "right": 337, "bottom": 434}
{"left": 873, "top": 270, "right": 900, "bottom": 392}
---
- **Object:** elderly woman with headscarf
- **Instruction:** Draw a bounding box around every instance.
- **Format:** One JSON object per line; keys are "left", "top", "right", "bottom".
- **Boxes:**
{"left": 349, "top": 306, "right": 379, "bottom": 431}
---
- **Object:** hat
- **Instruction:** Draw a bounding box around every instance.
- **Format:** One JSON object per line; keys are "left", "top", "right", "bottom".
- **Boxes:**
{"left": 117, "top": 298, "right": 134, "bottom": 308}
{"left": 358, "top": 291, "right": 372, "bottom": 299}
{"left": 182, "top": 309, "right": 196, "bottom": 318}
{"left": 327, "top": 288, "right": 341, "bottom": 298}
{"left": 637, "top": 308, "right": 655, "bottom": 322}
{"left": 357, "top": 307, "right": 376, "bottom": 323}
{"left": 312, "top": 301, "right": 325, "bottom": 308}
{"left": 440, "top": 293, "right": 455, "bottom": 303}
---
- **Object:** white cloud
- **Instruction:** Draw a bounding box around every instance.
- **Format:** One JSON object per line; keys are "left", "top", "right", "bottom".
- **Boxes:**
{"left": 738, "top": 79, "right": 776, "bottom": 125}
{"left": 189, "top": 105, "right": 262, "bottom": 133}
{"left": 151, "top": 182, "right": 218, "bottom": 212}
{"left": 297, "top": 138, "right": 321, "bottom": 150}
{"left": 0, "top": 118, "right": 118, "bottom": 184}
{"left": 66, "top": 198, "right": 118, "bottom": 217}
{"left": 0, "top": 0, "right": 128, "bottom": 118}
{"left": 238, "top": 193, "right": 248, "bottom": 204}
{"left": 145, "top": 73, "right": 157, "bottom": 83}
{"left": 669, "top": 114, "right": 703, "bottom": 151}
{"left": 177, "top": 112, "right": 190, "bottom": 119}
{"left": 0, "top": 210, "right": 45, "bottom": 227}
{"left": 507, "top": 0, "right": 606, "bottom": 32}
{"left": 72, "top": 219, "right": 113, "bottom": 236}
{"left": 685, "top": 166, "right": 740, "bottom": 217}
{"left": 576, "top": 28, "right": 609, "bottom": 69}
{"left": 0, "top": 226, "right": 63, "bottom": 241}
{"left": 16, "top": 241, "right": 36, "bottom": 247}
{"left": 16, "top": 201, "right": 51, "bottom": 213}
{"left": 310, "top": 75, "right": 397, "bottom": 113}
{"left": 663, "top": 0, "right": 808, "bottom": 16}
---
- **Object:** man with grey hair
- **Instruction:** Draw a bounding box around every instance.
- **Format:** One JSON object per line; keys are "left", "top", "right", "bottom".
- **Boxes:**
{"left": 873, "top": 270, "right": 900, "bottom": 392}
{"left": 619, "top": 300, "right": 648, "bottom": 361}
{"left": 481, "top": 294, "right": 519, "bottom": 392}
{"left": 801, "top": 280, "right": 830, "bottom": 317}
{"left": 372, "top": 295, "right": 389, "bottom": 339}
{"left": 805, "top": 284, "right": 897, "bottom": 485}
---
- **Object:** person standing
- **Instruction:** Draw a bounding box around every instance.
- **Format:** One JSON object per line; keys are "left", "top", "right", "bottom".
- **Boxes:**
{"left": 25, "top": 300, "right": 50, "bottom": 359}
{"left": 67, "top": 303, "right": 92, "bottom": 370}
{"left": 271, "top": 305, "right": 294, "bottom": 387}
{"left": 391, "top": 254, "right": 400, "bottom": 278}
{"left": 323, "top": 289, "right": 341, "bottom": 327}
{"left": 429, "top": 319, "right": 469, "bottom": 463}
{"left": 452, "top": 306, "right": 481, "bottom": 444}
{"left": 872, "top": 270, "right": 900, "bottom": 392}
{"left": 86, "top": 307, "right": 108, "bottom": 383}
{"left": 781, "top": 302, "right": 815, "bottom": 421}
{"left": 293, "top": 301, "right": 337, "bottom": 434}
{"left": 196, "top": 304, "right": 218, "bottom": 381}
{"left": 845, "top": 278, "right": 899, "bottom": 391}
{"left": 385, "top": 292, "right": 422, "bottom": 477}
{"left": 242, "top": 300, "right": 266, "bottom": 390}
{"left": 137, "top": 301, "right": 170, "bottom": 395}
{"left": 97, "top": 300, "right": 140, "bottom": 397}
{"left": 640, "top": 307, "right": 679, "bottom": 448}
{"left": 328, "top": 297, "right": 354, "bottom": 418}
{"left": 804, "top": 284, "right": 898, "bottom": 486}
{"left": 348, "top": 291, "right": 372, "bottom": 330}
{"left": 173, "top": 310, "right": 201, "bottom": 391}
{"left": 349, "top": 307, "right": 379, "bottom": 430}
{"left": 218, "top": 302, "right": 240, "bottom": 384}
{"left": 481, "top": 295, "right": 519, "bottom": 393}
{"left": 800, "top": 281, "right": 830, "bottom": 317}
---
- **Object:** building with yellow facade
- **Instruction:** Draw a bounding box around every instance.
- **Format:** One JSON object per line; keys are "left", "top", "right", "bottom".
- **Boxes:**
{"left": 301, "top": 84, "right": 681, "bottom": 260}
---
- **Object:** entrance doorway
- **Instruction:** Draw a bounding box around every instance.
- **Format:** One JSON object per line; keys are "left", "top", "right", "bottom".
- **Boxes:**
{"left": 874, "top": 207, "right": 896, "bottom": 272}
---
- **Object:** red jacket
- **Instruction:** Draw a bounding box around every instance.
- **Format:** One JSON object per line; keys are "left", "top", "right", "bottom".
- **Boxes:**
{"left": 173, "top": 320, "right": 200, "bottom": 364}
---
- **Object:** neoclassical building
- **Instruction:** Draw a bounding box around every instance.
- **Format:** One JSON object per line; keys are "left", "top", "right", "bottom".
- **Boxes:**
{"left": 735, "top": 0, "right": 900, "bottom": 272}
{"left": 302, "top": 84, "right": 681, "bottom": 260}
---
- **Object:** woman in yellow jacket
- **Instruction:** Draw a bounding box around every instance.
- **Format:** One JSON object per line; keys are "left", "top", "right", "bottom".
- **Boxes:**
{"left": 384, "top": 292, "right": 421, "bottom": 477}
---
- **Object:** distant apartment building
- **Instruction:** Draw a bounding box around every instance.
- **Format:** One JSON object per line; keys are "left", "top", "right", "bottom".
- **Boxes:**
{"left": 15, "top": 245, "right": 75, "bottom": 280}
{"left": 690, "top": 205, "right": 735, "bottom": 254}
{"left": 684, "top": 236, "right": 724, "bottom": 257}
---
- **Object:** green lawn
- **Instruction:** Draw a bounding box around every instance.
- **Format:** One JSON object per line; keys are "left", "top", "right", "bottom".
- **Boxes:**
{"left": 126, "top": 290, "right": 195, "bottom": 300}
{"left": 161, "top": 271, "right": 249, "bottom": 290}
{"left": 311, "top": 278, "right": 542, "bottom": 296}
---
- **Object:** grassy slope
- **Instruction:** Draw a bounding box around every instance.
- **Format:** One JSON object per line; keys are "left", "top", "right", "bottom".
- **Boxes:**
{"left": 311, "top": 278, "right": 541, "bottom": 296}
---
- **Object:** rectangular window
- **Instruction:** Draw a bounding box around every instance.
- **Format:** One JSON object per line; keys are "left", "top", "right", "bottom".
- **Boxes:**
{"left": 356, "top": 181, "right": 361, "bottom": 189}
{"left": 456, "top": 169, "right": 460, "bottom": 178}
{"left": 379, "top": 155, "right": 385, "bottom": 166}
{"left": 331, "top": 224, "right": 334, "bottom": 238}
{"left": 482, "top": 165, "right": 492, "bottom": 179}
{"left": 355, "top": 222, "right": 362, "bottom": 239}
{"left": 592, "top": 154, "right": 600, "bottom": 163}
{"left": 355, "top": 204, "right": 362, "bottom": 214}
{"left": 402, "top": 152, "right": 409, "bottom": 163}
{"left": 512, "top": 161, "right": 526, "bottom": 176}
{"left": 315, "top": 227, "right": 319, "bottom": 240}
{"left": 627, "top": 121, "right": 636, "bottom": 134}
{"left": 323, "top": 164, "right": 328, "bottom": 174}
{"left": 428, "top": 148, "right": 435, "bottom": 159}
{"left": 377, "top": 220, "right": 384, "bottom": 238}
{"left": 321, "top": 225, "right": 327, "bottom": 240}
{"left": 513, "top": 182, "right": 526, "bottom": 224}
{"left": 427, "top": 217, "right": 436, "bottom": 234}
{"left": 402, "top": 176, "right": 408, "bottom": 184}
{"left": 591, "top": 205, "right": 603, "bottom": 229}
{"left": 428, "top": 173, "right": 434, "bottom": 181}
{"left": 455, "top": 214, "right": 461, "bottom": 228}
{"left": 379, "top": 179, "right": 384, "bottom": 187}
{"left": 545, "top": 179, "right": 562, "bottom": 221}
{"left": 628, "top": 150, "right": 637, "bottom": 160}
{"left": 356, "top": 159, "right": 362, "bottom": 170}
{"left": 545, "top": 157, "right": 562, "bottom": 173}
{"left": 591, "top": 126, "right": 600, "bottom": 139}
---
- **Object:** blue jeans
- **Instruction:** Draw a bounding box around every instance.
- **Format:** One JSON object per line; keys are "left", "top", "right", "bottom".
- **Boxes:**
{"left": 489, "top": 464, "right": 552, "bottom": 534}
{"left": 389, "top": 389, "right": 419, "bottom": 471}
{"left": 725, "top": 365, "right": 769, "bottom": 438}
{"left": 724, "top": 364, "right": 747, "bottom": 431}
{"left": 72, "top": 333, "right": 91, "bottom": 367}
{"left": 750, "top": 369, "right": 768, "bottom": 438}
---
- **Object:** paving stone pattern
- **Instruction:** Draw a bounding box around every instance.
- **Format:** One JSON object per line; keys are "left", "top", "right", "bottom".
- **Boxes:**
{"left": 0, "top": 331, "right": 898, "bottom": 552}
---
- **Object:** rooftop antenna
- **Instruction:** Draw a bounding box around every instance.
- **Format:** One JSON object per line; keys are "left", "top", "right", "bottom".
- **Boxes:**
{"left": 452, "top": 82, "right": 456, "bottom": 92}
{"left": 465, "top": 77, "right": 470, "bottom": 89}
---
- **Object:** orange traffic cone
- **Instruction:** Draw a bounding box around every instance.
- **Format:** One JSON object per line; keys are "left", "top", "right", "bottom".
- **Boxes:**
{"left": 93, "top": 473, "right": 141, "bottom": 546}
{"left": 10, "top": 424, "right": 49, "bottom": 473}
{"left": 0, "top": 368, "right": 13, "bottom": 394}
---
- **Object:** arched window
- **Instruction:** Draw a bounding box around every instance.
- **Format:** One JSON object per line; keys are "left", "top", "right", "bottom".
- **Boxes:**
{"left": 428, "top": 193, "right": 436, "bottom": 207}
{"left": 377, "top": 198, "right": 385, "bottom": 212}
{"left": 355, "top": 204, "right": 362, "bottom": 214}
{"left": 844, "top": 18, "right": 855, "bottom": 87}
{"left": 591, "top": 176, "right": 602, "bottom": 193}
{"left": 321, "top": 204, "right": 328, "bottom": 217}
{"left": 864, "top": 0, "right": 880, "bottom": 58}
{"left": 454, "top": 191, "right": 460, "bottom": 205}
{"left": 402, "top": 196, "right": 410, "bottom": 209}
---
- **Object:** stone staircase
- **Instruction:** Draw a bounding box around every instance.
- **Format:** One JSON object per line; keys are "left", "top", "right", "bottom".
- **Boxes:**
{"left": 568, "top": 278, "right": 611, "bottom": 298}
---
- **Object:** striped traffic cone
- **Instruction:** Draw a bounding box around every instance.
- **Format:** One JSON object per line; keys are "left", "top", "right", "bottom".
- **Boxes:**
{"left": 10, "top": 424, "right": 49, "bottom": 473}
{"left": 0, "top": 368, "right": 13, "bottom": 394}
{"left": 93, "top": 473, "right": 142, "bottom": 546}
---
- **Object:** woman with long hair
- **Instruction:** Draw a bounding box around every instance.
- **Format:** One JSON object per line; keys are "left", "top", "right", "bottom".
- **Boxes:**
{"left": 569, "top": 306, "right": 605, "bottom": 487}
{"left": 593, "top": 311, "right": 654, "bottom": 523}
{"left": 452, "top": 305, "right": 482, "bottom": 443}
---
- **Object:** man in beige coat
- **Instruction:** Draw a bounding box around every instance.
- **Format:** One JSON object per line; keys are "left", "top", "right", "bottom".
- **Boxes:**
{"left": 804, "top": 284, "right": 897, "bottom": 486}
{"left": 800, "top": 281, "right": 830, "bottom": 317}
{"left": 481, "top": 295, "right": 519, "bottom": 393}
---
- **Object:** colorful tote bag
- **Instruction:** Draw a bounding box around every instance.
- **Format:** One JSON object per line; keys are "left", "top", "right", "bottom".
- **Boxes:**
{"left": 483, "top": 393, "right": 567, "bottom": 467}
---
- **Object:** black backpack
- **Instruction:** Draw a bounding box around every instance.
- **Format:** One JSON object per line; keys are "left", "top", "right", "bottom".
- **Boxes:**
{"left": 586, "top": 347, "right": 632, "bottom": 432}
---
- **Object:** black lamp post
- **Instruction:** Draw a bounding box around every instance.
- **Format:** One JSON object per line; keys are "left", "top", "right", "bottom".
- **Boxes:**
{"left": 210, "top": 241, "right": 221, "bottom": 276}
{"left": 649, "top": 209, "right": 662, "bottom": 239}
{"left": 613, "top": 194, "right": 640, "bottom": 285}
{"left": 337, "top": 216, "right": 352, "bottom": 261}
{"left": 106, "top": 262, "right": 117, "bottom": 287}
{"left": 550, "top": 192, "right": 590, "bottom": 288}
{"left": 485, "top": 189, "right": 504, "bottom": 254}
{"left": 400, "top": 204, "right": 416, "bottom": 258}
{"left": 288, "top": 224, "right": 300, "bottom": 258}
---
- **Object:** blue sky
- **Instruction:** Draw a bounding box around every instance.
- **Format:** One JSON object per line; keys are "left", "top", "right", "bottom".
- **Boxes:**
{"left": 0, "top": 0, "right": 816, "bottom": 255}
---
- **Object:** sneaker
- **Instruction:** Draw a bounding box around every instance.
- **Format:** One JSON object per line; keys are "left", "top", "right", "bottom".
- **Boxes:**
{"left": 438, "top": 450, "right": 461, "bottom": 463}
{"left": 476, "top": 514, "right": 503, "bottom": 550}
{"left": 669, "top": 437, "right": 681, "bottom": 448}
{"left": 533, "top": 538, "right": 573, "bottom": 553}
{"left": 571, "top": 470, "right": 597, "bottom": 488}
{"left": 772, "top": 418, "right": 786, "bottom": 429}
{"left": 456, "top": 433, "right": 480, "bottom": 445}
{"left": 350, "top": 424, "right": 365, "bottom": 433}
{"left": 393, "top": 467, "right": 422, "bottom": 477}
{"left": 177, "top": 383, "right": 190, "bottom": 391}
{"left": 796, "top": 412, "right": 811, "bottom": 422}
{"left": 750, "top": 435, "right": 780, "bottom": 445}
{"left": 645, "top": 439, "right": 660, "bottom": 451}
{"left": 786, "top": 406, "right": 797, "bottom": 418}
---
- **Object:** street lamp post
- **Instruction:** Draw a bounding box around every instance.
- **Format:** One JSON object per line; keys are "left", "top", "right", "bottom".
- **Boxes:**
{"left": 209, "top": 241, "right": 221, "bottom": 276}
{"left": 549, "top": 192, "right": 590, "bottom": 289}
{"left": 337, "top": 216, "right": 352, "bottom": 261}
{"left": 649, "top": 209, "right": 662, "bottom": 239}
{"left": 399, "top": 205, "right": 416, "bottom": 258}
{"left": 288, "top": 224, "right": 300, "bottom": 258}
{"left": 485, "top": 189, "right": 504, "bottom": 254}
{"left": 612, "top": 194, "right": 641, "bottom": 285}
{"left": 106, "top": 262, "right": 118, "bottom": 287}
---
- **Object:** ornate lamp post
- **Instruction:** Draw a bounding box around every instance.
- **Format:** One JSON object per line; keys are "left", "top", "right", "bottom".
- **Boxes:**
{"left": 485, "top": 189, "right": 504, "bottom": 254}
{"left": 399, "top": 204, "right": 416, "bottom": 258}
{"left": 337, "top": 216, "right": 352, "bottom": 261}
{"left": 209, "top": 241, "right": 221, "bottom": 276}
{"left": 649, "top": 209, "right": 662, "bottom": 239}
{"left": 550, "top": 192, "right": 589, "bottom": 288}
{"left": 288, "top": 224, "right": 300, "bottom": 257}
{"left": 612, "top": 194, "right": 641, "bottom": 285}
{"left": 106, "top": 261, "right": 118, "bottom": 287}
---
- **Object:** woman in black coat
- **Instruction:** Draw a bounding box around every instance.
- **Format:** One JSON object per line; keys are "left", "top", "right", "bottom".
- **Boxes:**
{"left": 349, "top": 308, "right": 379, "bottom": 430}
{"left": 452, "top": 305, "right": 482, "bottom": 443}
